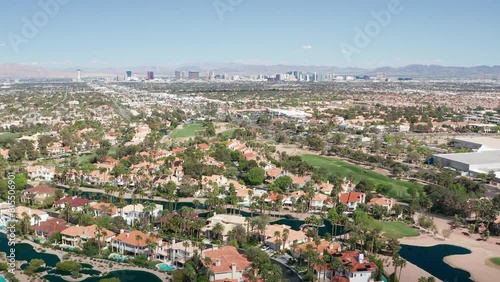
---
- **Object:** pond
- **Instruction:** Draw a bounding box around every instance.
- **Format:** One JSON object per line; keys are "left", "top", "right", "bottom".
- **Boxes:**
{"left": 44, "top": 270, "right": 163, "bottom": 282}
{"left": 0, "top": 232, "right": 163, "bottom": 282}
{"left": 67, "top": 186, "right": 344, "bottom": 236}
{"left": 73, "top": 186, "right": 348, "bottom": 237}
{"left": 399, "top": 244, "right": 473, "bottom": 282}
{"left": 0, "top": 232, "right": 60, "bottom": 267}
{"left": 201, "top": 209, "right": 345, "bottom": 236}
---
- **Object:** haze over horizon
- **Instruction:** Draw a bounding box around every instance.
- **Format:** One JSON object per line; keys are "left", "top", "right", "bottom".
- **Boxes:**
{"left": 1, "top": 0, "right": 499, "bottom": 69}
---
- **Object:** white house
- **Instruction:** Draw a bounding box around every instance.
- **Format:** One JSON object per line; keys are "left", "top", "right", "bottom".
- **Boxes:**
{"left": 339, "top": 192, "right": 366, "bottom": 212}
{"left": 111, "top": 230, "right": 161, "bottom": 256}
{"left": 117, "top": 203, "right": 163, "bottom": 226}
{"left": 27, "top": 165, "right": 56, "bottom": 181}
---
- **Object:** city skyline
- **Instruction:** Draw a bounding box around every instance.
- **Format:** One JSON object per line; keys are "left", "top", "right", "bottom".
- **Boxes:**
{"left": 1, "top": 0, "right": 499, "bottom": 68}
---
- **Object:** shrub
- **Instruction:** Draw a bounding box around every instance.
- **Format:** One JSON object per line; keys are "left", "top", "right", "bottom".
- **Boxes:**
{"left": 442, "top": 229, "right": 452, "bottom": 238}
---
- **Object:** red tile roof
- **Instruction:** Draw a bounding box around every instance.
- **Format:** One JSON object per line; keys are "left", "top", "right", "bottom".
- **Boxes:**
{"left": 29, "top": 218, "right": 68, "bottom": 237}
{"left": 172, "top": 147, "right": 186, "bottom": 154}
{"left": 112, "top": 230, "right": 161, "bottom": 247}
{"left": 198, "top": 143, "right": 210, "bottom": 150}
{"left": 339, "top": 192, "right": 364, "bottom": 205}
{"left": 55, "top": 196, "right": 94, "bottom": 207}
{"left": 339, "top": 251, "right": 377, "bottom": 272}
{"left": 24, "top": 184, "right": 59, "bottom": 194}
{"left": 203, "top": 246, "right": 252, "bottom": 274}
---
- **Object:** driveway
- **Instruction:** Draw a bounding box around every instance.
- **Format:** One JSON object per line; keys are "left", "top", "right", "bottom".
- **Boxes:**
{"left": 271, "top": 255, "right": 303, "bottom": 282}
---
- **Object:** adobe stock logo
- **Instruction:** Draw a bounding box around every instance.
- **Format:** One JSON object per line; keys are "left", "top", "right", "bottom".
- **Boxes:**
{"left": 340, "top": 0, "right": 410, "bottom": 63}
{"left": 7, "top": 0, "right": 71, "bottom": 53}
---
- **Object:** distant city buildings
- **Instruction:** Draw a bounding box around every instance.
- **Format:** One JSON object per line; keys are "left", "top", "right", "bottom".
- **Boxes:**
{"left": 175, "top": 71, "right": 182, "bottom": 80}
{"left": 188, "top": 71, "right": 200, "bottom": 80}
{"left": 207, "top": 71, "right": 215, "bottom": 81}
{"left": 147, "top": 71, "right": 154, "bottom": 80}
{"left": 113, "top": 68, "right": 409, "bottom": 83}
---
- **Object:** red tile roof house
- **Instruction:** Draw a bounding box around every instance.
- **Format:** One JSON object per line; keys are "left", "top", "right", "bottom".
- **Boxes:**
{"left": 21, "top": 184, "right": 61, "bottom": 205}
{"left": 367, "top": 197, "right": 394, "bottom": 211}
{"left": 198, "top": 143, "right": 211, "bottom": 151}
{"left": 111, "top": 230, "right": 162, "bottom": 256}
{"left": 61, "top": 224, "right": 115, "bottom": 248}
{"left": 202, "top": 246, "right": 252, "bottom": 282}
{"left": 331, "top": 251, "right": 378, "bottom": 282}
{"left": 54, "top": 196, "right": 96, "bottom": 212}
{"left": 310, "top": 193, "right": 329, "bottom": 211}
{"left": 338, "top": 192, "right": 366, "bottom": 212}
{"left": 29, "top": 218, "right": 69, "bottom": 240}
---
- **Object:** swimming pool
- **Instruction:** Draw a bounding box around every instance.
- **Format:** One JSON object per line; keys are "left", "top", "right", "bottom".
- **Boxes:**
{"left": 156, "top": 263, "right": 176, "bottom": 271}
{"left": 64, "top": 246, "right": 75, "bottom": 251}
{"left": 0, "top": 275, "right": 6, "bottom": 282}
{"left": 108, "top": 253, "right": 129, "bottom": 261}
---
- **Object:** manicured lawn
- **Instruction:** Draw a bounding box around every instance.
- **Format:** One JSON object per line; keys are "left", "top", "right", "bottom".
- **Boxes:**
{"left": 170, "top": 123, "right": 203, "bottom": 139}
{"left": 0, "top": 132, "right": 19, "bottom": 140}
{"left": 301, "top": 154, "right": 421, "bottom": 200}
{"left": 380, "top": 221, "right": 420, "bottom": 238}
{"left": 77, "top": 153, "right": 96, "bottom": 164}
{"left": 219, "top": 129, "right": 235, "bottom": 138}
{"left": 490, "top": 257, "right": 500, "bottom": 266}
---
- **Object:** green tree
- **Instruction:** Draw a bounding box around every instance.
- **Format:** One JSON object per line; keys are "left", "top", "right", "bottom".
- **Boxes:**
{"left": 56, "top": 261, "right": 82, "bottom": 272}
{"left": 83, "top": 238, "right": 99, "bottom": 257}
{"left": 246, "top": 167, "right": 265, "bottom": 185}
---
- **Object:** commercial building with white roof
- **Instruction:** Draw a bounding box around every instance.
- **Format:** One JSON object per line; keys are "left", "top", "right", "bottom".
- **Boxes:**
{"left": 434, "top": 137, "right": 500, "bottom": 180}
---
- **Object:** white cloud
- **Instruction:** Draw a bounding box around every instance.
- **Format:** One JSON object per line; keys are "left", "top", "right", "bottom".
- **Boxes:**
{"left": 302, "top": 45, "right": 313, "bottom": 49}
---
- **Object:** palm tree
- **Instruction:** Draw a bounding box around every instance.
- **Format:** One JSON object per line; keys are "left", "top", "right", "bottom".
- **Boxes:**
{"left": 60, "top": 204, "right": 73, "bottom": 222}
{"left": 282, "top": 228, "right": 289, "bottom": 251}
{"left": 33, "top": 214, "right": 41, "bottom": 226}
{"left": 256, "top": 215, "right": 270, "bottom": 243}
{"left": 95, "top": 226, "right": 103, "bottom": 255}
{"left": 192, "top": 199, "right": 201, "bottom": 210}
{"left": 330, "top": 256, "right": 344, "bottom": 278}
{"left": 392, "top": 254, "right": 406, "bottom": 282}
{"left": 304, "top": 243, "right": 318, "bottom": 276}
{"left": 21, "top": 212, "right": 31, "bottom": 235}
{"left": 182, "top": 240, "right": 190, "bottom": 264}
{"left": 205, "top": 261, "right": 214, "bottom": 280}
{"left": 143, "top": 201, "right": 156, "bottom": 225}
{"left": 274, "top": 230, "right": 281, "bottom": 251}
{"left": 135, "top": 234, "right": 143, "bottom": 257}
{"left": 212, "top": 222, "right": 225, "bottom": 241}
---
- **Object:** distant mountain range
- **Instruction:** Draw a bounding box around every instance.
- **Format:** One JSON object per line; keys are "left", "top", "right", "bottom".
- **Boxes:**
{"left": 1, "top": 63, "right": 500, "bottom": 79}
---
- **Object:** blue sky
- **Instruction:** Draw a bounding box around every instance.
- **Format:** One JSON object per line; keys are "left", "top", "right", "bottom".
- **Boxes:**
{"left": 0, "top": 0, "right": 499, "bottom": 68}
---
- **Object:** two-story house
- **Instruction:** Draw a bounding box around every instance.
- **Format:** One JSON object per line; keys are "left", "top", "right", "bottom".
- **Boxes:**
{"left": 339, "top": 192, "right": 366, "bottom": 212}
{"left": 111, "top": 230, "right": 161, "bottom": 256}
{"left": 27, "top": 165, "right": 56, "bottom": 181}
{"left": 117, "top": 203, "right": 163, "bottom": 226}
{"left": 61, "top": 224, "right": 115, "bottom": 248}
{"left": 202, "top": 246, "right": 252, "bottom": 282}
{"left": 21, "top": 184, "right": 61, "bottom": 205}
{"left": 54, "top": 196, "right": 96, "bottom": 212}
